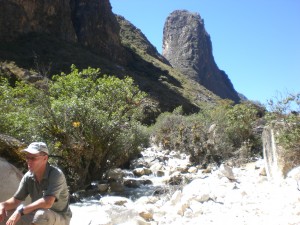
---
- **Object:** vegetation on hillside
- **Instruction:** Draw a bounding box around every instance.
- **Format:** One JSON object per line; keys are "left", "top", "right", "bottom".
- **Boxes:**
{"left": 0, "top": 32, "right": 209, "bottom": 121}
{"left": 1, "top": 63, "right": 300, "bottom": 191}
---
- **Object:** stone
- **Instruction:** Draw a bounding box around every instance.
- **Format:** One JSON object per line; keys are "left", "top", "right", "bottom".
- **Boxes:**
{"left": 188, "top": 166, "right": 198, "bottom": 174}
{"left": 133, "top": 167, "right": 152, "bottom": 177}
{"left": 139, "top": 210, "right": 153, "bottom": 221}
{"left": 98, "top": 183, "right": 109, "bottom": 192}
{"left": 105, "top": 168, "right": 124, "bottom": 181}
{"left": 262, "top": 122, "right": 300, "bottom": 182}
{"left": 259, "top": 167, "right": 267, "bottom": 176}
{"left": 123, "top": 178, "right": 141, "bottom": 188}
{"left": 0, "top": 134, "right": 25, "bottom": 168}
{"left": 156, "top": 170, "right": 165, "bottom": 177}
{"left": 150, "top": 162, "right": 163, "bottom": 175}
{"left": 219, "top": 164, "right": 236, "bottom": 180}
{"left": 168, "top": 171, "right": 183, "bottom": 185}
{"left": 108, "top": 181, "right": 124, "bottom": 193}
{"left": 0, "top": 158, "right": 30, "bottom": 225}
{"left": 287, "top": 166, "right": 300, "bottom": 181}
{"left": 0, "top": 157, "right": 23, "bottom": 202}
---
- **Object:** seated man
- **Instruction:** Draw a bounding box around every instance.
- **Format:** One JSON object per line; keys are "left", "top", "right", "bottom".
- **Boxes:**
{"left": 0, "top": 142, "right": 72, "bottom": 225}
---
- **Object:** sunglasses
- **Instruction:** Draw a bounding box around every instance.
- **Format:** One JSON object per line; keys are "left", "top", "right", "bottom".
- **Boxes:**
{"left": 25, "top": 154, "right": 46, "bottom": 161}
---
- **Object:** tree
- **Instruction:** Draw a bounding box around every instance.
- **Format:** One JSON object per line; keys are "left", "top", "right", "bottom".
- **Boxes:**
{"left": 0, "top": 65, "right": 148, "bottom": 190}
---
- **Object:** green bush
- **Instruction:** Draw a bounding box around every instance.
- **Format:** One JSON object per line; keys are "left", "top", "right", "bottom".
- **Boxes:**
{"left": 150, "top": 107, "right": 211, "bottom": 165}
{"left": 151, "top": 101, "right": 262, "bottom": 166}
{"left": 266, "top": 92, "right": 300, "bottom": 150}
{"left": 0, "top": 77, "right": 44, "bottom": 141}
{"left": 0, "top": 65, "right": 149, "bottom": 190}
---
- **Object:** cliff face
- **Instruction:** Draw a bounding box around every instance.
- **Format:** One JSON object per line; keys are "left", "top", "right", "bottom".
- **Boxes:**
{"left": 116, "top": 15, "right": 169, "bottom": 65}
{"left": 163, "top": 10, "right": 240, "bottom": 103}
{"left": 0, "top": 2, "right": 238, "bottom": 118}
{"left": 70, "top": 0, "right": 126, "bottom": 63}
{"left": 0, "top": 0, "right": 125, "bottom": 64}
{"left": 0, "top": 0, "right": 77, "bottom": 42}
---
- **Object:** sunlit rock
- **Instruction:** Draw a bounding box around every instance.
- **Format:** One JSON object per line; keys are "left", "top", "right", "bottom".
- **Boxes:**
{"left": 133, "top": 167, "right": 152, "bottom": 177}
{"left": 219, "top": 164, "right": 236, "bottom": 180}
{"left": 0, "top": 157, "right": 23, "bottom": 202}
{"left": 105, "top": 168, "right": 125, "bottom": 181}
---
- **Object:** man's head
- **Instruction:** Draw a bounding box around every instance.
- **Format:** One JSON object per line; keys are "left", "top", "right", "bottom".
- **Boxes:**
{"left": 22, "top": 142, "right": 49, "bottom": 155}
{"left": 22, "top": 142, "right": 49, "bottom": 173}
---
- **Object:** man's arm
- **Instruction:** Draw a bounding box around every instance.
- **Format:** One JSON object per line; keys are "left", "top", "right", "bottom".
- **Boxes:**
{"left": 0, "top": 197, "right": 22, "bottom": 222}
{"left": 4, "top": 195, "right": 56, "bottom": 225}
{"left": 21, "top": 195, "right": 56, "bottom": 216}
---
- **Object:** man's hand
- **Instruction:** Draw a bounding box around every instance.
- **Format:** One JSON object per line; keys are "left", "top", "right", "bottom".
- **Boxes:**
{"left": 0, "top": 204, "right": 6, "bottom": 222}
{"left": 5, "top": 210, "right": 21, "bottom": 225}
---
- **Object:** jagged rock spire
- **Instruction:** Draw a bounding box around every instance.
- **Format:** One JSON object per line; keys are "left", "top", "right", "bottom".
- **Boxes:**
{"left": 163, "top": 10, "right": 240, "bottom": 103}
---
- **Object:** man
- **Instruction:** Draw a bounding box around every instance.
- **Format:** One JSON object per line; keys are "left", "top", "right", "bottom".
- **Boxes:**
{"left": 0, "top": 142, "right": 72, "bottom": 225}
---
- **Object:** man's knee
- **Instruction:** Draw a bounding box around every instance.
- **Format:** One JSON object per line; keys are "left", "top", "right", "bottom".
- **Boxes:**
{"left": 32, "top": 209, "right": 55, "bottom": 225}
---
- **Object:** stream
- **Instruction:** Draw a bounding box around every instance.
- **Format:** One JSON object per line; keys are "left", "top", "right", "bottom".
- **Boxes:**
{"left": 69, "top": 147, "right": 300, "bottom": 225}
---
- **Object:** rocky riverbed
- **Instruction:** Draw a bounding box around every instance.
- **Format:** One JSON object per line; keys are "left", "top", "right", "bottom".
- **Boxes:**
{"left": 69, "top": 147, "right": 300, "bottom": 225}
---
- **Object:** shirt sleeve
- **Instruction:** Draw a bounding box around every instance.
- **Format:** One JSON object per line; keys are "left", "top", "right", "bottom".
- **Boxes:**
{"left": 13, "top": 173, "right": 29, "bottom": 201}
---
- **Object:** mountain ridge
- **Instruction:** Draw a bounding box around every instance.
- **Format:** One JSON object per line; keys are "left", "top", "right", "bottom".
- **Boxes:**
{"left": 0, "top": 0, "right": 240, "bottom": 123}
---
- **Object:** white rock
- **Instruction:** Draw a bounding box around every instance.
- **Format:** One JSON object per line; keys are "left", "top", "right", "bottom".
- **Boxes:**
{"left": 0, "top": 157, "right": 23, "bottom": 202}
{"left": 219, "top": 164, "right": 236, "bottom": 180}
{"left": 70, "top": 204, "right": 112, "bottom": 225}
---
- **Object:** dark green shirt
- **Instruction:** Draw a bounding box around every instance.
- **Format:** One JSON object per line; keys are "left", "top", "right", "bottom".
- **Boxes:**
{"left": 14, "top": 163, "right": 72, "bottom": 219}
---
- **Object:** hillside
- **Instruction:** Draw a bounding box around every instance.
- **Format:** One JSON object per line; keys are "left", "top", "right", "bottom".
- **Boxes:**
{"left": 0, "top": 0, "right": 227, "bottom": 123}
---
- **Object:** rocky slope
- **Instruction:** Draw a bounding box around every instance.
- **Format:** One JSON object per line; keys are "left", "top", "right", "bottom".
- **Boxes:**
{"left": 0, "top": 1, "right": 239, "bottom": 122}
{"left": 0, "top": 0, "right": 125, "bottom": 64}
{"left": 163, "top": 10, "right": 240, "bottom": 103}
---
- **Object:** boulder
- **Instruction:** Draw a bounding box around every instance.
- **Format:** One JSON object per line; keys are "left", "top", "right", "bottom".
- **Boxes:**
{"left": 123, "top": 178, "right": 153, "bottom": 188}
{"left": 0, "top": 157, "right": 23, "bottom": 202}
{"left": 133, "top": 167, "right": 152, "bottom": 177}
{"left": 219, "top": 164, "right": 236, "bottom": 181}
{"left": 105, "top": 168, "right": 125, "bottom": 181}
{"left": 262, "top": 122, "right": 300, "bottom": 182}
{"left": 0, "top": 158, "right": 30, "bottom": 225}
{"left": 0, "top": 134, "right": 25, "bottom": 168}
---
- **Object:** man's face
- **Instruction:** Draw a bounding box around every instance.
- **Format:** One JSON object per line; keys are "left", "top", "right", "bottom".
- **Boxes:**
{"left": 25, "top": 153, "right": 47, "bottom": 172}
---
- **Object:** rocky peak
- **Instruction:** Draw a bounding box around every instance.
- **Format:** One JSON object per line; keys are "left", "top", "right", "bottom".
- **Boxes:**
{"left": 163, "top": 10, "right": 240, "bottom": 103}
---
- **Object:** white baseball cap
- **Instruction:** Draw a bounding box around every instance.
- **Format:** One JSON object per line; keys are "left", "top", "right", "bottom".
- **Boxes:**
{"left": 22, "top": 142, "right": 49, "bottom": 155}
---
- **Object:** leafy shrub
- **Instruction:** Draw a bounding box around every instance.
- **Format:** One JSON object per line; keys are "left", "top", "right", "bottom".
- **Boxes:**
{"left": 150, "top": 107, "right": 212, "bottom": 166}
{"left": 151, "top": 101, "right": 262, "bottom": 166}
{"left": 0, "top": 65, "right": 149, "bottom": 190}
{"left": 0, "top": 77, "right": 44, "bottom": 141}
{"left": 266, "top": 92, "right": 300, "bottom": 151}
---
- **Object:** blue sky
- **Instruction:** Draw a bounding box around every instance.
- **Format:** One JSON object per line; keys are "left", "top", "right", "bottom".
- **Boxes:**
{"left": 110, "top": 0, "right": 300, "bottom": 105}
